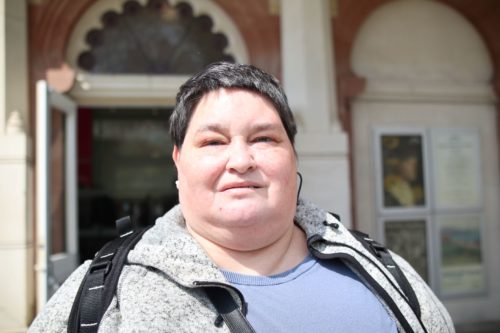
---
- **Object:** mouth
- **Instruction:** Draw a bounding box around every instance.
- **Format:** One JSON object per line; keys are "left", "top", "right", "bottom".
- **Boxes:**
{"left": 221, "top": 182, "right": 262, "bottom": 191}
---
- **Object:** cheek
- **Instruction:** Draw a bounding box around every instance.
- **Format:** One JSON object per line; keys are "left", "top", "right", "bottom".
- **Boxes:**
{"left": 179, "top": 153, "right": 225, "bottom": 188}
{"left": 259, "top": 151, "right": 297, "bottom": 188}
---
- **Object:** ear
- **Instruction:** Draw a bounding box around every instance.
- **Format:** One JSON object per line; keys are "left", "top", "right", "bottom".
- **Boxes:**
{"left": 172, "top": 145, "right": 180, "bottom": 166}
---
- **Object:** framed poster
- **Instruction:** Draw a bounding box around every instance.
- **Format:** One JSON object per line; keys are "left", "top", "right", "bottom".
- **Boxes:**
{"left": 431, "top": 129, "right": 481, "bottom": 209}
{"left": 374, "top": 129, "right": 429, "bottom": 214}
{"left": 383, "top": 218, "right": 429, "bottom": 282}
{"left": 437, "top": 214, "right": 485, "bottom": 297}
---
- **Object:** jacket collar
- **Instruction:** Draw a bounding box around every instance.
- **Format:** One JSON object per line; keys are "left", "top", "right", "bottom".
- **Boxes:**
{"left": 127, "top": 199, "right": 345, "bottom": 287}
{"left": 127, "top": 205, "right": 226, "bottom": 287}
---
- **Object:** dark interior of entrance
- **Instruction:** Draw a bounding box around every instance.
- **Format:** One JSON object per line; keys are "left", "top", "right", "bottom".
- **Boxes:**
{"left": 77, "top": 107, "right": 178, "bottom": 261}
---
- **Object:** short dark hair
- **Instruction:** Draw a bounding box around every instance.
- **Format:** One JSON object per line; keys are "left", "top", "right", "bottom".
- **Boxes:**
{"left": 169, "top": 61, "right": 297, "bottom": 148}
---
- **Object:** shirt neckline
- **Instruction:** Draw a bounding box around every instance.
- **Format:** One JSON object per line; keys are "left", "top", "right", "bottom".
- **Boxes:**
{"left": 221, "top": 255, "right": 317, "bottom": 286}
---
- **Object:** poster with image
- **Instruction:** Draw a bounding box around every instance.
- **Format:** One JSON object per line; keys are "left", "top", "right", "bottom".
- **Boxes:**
{"left": 384, "top": 219, "right": 428, "bottom": 282}
{"left": 380, "top": 134, "right": 426, "bottom": 208}
{"left": 438, "top": 215, "right": 485, "bottom": 296}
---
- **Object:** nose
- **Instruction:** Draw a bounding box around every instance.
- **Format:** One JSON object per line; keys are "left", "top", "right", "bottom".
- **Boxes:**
{"left": 226, "top": 140, "right": 256, "bottom": 174}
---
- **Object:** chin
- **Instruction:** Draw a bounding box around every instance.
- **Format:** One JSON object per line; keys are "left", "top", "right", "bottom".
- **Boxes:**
{"left": 219, "top": 211, "right": 262, "bottom": 227}
{"left": 215, "top": 203, "right": 267, "bottom": 227}
{"left": 221, "top": 197, "right": 261, "bottom": 211}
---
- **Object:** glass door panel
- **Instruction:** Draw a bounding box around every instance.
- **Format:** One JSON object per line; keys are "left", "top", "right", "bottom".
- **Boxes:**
{"left": 77, "top": 108, "right": 178, "bottom": 261}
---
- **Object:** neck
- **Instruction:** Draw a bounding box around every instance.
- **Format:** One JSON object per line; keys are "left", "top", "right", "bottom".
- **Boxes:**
{"left": 188, "top": 223, "right": 308, "bottom": 276}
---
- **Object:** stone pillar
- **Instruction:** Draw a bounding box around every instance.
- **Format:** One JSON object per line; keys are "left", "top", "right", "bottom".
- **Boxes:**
{"left": 281, "top": 0, "right": 351, "bottom": 226}
{"left": 0, "top": 0, "right": 34, "bottom": 331}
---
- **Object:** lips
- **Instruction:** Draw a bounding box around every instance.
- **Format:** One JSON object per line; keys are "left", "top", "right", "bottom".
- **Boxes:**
{"left": 220, "top": 181, "right": 262, "bottom": 192}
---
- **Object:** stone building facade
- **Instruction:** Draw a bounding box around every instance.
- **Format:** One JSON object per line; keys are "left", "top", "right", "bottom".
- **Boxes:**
{"left": 0, "top": 0, "right": 499, "bottom": 331}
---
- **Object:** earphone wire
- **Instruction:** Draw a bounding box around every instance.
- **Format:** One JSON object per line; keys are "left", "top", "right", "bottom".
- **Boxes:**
{"left": 297, "top": 172, "right": 303, "bottom": 201}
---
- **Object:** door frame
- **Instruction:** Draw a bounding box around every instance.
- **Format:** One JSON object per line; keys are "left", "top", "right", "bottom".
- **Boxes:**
{"left": 36, "top": 80, "right": 78, "bottom": 310}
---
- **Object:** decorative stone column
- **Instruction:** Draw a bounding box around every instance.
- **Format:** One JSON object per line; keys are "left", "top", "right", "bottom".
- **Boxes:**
{"left": 280, "top": 0, "right": 351, "bottom": 226}
{"left": 0, "top": 0, "right": 33, "bottom": 331}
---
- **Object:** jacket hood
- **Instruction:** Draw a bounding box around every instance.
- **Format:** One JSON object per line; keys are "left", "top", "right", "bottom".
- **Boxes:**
{"left": 128, "top": 205, "right": 225, "bottom": 287}
{"left": 127, "top": 198, "right": 341, "bottom": 287}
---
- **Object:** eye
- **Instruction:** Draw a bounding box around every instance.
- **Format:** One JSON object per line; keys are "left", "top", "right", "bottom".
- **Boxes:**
{"left": 253, "top": 136, "right": 274, "bottom": 143}
{"left": 200, "top": 137, "right": 227, "bottom": 147}
{"left": 205, "top": 140, "right": 224, "bottom": 146}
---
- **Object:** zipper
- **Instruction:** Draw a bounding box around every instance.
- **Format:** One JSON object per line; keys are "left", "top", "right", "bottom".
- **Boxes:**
{"left": 308, "top": 237, "right": 428, "bottom": 333}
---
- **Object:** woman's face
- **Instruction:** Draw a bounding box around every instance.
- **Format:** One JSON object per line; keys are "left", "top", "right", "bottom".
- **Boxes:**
{"left": 173, "top": 88, "right": 297, "bottom": 251}
{"left": 399, "top": 156, "right": 418, "bottom": 182}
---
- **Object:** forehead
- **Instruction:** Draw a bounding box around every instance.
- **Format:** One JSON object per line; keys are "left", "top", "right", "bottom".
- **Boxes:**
{"left": 190, "top": 88, "right": 281, "bottom": 123}
{"left": 198, "top": 88, "right": 272, "bottom": 107}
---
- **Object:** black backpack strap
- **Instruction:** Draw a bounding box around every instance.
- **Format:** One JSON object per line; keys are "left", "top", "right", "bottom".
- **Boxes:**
{"left": 350, "top": 230, "right": 421, "bottom": 319}
{"left": 68, "top": 217, "right": 150, "bottom": 333}
{"left": 204, "top": 287, "right": 256, "bottom": 333}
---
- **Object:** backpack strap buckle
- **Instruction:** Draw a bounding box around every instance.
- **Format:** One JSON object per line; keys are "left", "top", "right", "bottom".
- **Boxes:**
{"left": 89, "top": 261, "right": 112, "bottom": 275}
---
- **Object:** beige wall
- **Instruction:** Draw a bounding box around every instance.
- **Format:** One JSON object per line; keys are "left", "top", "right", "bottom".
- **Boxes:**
{"left": 0, "top": 0, "right": 34, "bottom": 331}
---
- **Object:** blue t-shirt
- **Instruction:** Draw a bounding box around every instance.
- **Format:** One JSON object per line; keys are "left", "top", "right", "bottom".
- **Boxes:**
{"left": 222, "top": 255, "right": 397, "bottom": 333}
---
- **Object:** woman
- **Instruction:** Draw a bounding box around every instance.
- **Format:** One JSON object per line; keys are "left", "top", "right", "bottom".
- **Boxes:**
{"left": 30, "top": 62, "right": 454, "bottom": 332}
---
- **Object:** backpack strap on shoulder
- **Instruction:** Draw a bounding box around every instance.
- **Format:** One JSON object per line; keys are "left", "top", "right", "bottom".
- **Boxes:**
{"left": 349, "top": 229, "right": 421, "bottom": 319}
{"left": 204, "top": 287, "right": 256, "bottom": 333}
{"left": 68, "top": 217, "right": 149, "bottom": 333}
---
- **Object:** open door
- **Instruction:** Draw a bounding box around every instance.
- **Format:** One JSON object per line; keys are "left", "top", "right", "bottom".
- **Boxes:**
{"left": 36, "top": 81, "right": 78, "bottom": 311}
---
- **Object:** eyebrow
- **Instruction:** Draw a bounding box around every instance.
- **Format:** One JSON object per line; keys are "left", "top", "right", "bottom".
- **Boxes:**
{"left": 194, "top": 123, "right": 283, "bottom": 135}
{"left": 194, "top": 124, "right": 225, "bottom": 136}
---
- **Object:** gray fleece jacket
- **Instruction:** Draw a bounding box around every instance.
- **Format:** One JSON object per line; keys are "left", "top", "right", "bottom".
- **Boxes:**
{"left": 29, "top": 199, "right": 454, "bottom": 333}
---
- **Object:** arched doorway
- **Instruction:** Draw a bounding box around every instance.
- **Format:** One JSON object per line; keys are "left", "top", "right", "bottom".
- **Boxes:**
{"left": 38, "top": 0, "right": 250, "bottom": 295}
{"left": 67, "top": 0, "right": 248, "bottom": 260}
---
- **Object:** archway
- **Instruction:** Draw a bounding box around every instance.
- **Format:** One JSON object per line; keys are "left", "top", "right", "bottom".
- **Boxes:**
{"left": 61, "top": 0, "right": 250, "bottom": 260}
{"left": 350, "top": 0, "right": 499, "bottom": 324}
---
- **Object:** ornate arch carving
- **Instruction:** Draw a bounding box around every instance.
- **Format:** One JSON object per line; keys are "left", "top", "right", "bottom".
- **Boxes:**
{"left": 67, "top": 0, "right": 249, "bottom": 73}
